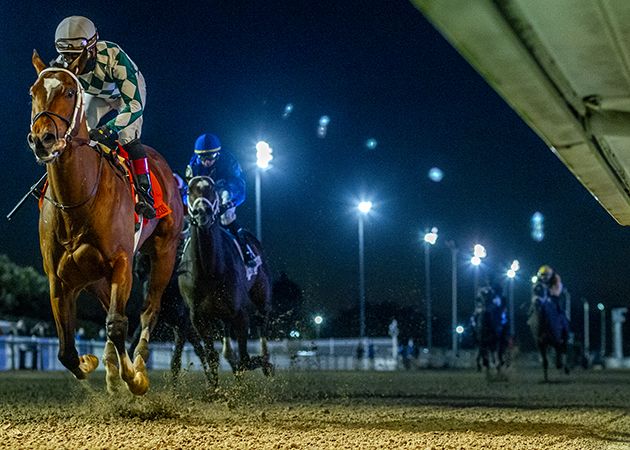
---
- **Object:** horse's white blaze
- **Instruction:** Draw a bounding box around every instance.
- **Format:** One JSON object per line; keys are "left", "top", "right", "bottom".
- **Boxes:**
{"left": 43, "top": 78, "right": 61, "bottom": 102}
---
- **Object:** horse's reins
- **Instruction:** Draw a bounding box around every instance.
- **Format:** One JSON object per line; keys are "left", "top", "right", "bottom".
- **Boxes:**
{"left": 32, "top": 67, "right": 105, "bottom": 211}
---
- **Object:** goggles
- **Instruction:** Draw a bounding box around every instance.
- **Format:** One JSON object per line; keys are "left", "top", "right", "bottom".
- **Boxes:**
{"left": 199, "top": 152, "right": 220, "bottom": 162}
{"left": 55, "top": 35, "right": 97, "bottom": 53}
{"left": 195, "top": 148, "right": 221, "bottom": 161}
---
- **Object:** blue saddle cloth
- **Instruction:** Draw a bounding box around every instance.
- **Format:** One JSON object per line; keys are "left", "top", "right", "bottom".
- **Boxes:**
{"left": 540, "top": 300, "right": 570, "bottom": 345}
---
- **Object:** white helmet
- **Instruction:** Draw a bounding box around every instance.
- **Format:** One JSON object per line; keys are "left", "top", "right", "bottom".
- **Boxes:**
{"left": 55, "top": 16, "right": 98, "bottom": 53}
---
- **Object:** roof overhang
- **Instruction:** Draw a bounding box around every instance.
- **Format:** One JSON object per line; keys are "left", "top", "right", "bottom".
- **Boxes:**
{"left": 413, "top": 0, "right": 630, "bottom": 225}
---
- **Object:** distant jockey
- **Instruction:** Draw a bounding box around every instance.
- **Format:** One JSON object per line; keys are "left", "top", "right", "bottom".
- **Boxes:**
{"left": 531, "top": 265, "right": 570, "bottom": 345}
{"left": 185, "top": 133, "right": 256, "bottom": 267}
{"left": 52, "top": 16, "right": 155, "bottom": 219}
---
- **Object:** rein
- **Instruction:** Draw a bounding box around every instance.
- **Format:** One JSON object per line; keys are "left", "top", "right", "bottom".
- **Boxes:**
{"left": 42, "top": 143, "right": 105, "bottom": 211}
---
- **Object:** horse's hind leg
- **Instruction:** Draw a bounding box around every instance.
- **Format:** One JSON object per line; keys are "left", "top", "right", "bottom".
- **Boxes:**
{"left": 249, "top": 278, "right": 273, "bottom": 375}
{"left": 170, "top": 326, "right": 185, "bottom": 383}
{"left": 50, "top": 279, "right": 98, "bottom": 378}
{"left": 134, "top": 242, "right": 177, "bottom": 363}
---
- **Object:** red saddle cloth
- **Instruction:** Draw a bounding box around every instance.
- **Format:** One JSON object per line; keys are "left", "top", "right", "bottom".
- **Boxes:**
{"left": 39, "top": 144, "right": 172, "bottom": 224}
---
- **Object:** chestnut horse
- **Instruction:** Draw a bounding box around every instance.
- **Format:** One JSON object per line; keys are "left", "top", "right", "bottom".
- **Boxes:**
{"left": 28, "top": 50, "right": 183, "bottom": 395}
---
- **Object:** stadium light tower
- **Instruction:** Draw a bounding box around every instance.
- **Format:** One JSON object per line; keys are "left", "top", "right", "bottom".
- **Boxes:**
{"left": 255, "top": 141, "right": 273, "bottom": 241}
{"left": 423, "top": 227, "right": 438, "bottom": 351}
{"left": 314, "top": 315, "right": 324, "bottom": 338}
{"left": 506, "top": 259, "right": 520, "bottom": 336}
{"left": 471, "top": 244, "right": 486, "bottom": 298}
{"left": 357, "top": 200, "right": 373, "bottom": 339}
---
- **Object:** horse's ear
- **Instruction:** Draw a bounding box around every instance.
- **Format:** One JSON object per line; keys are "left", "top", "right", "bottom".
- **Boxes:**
{"left": 32, "top": 50, "right": 46, "bottom": 74}
{"left": 67, "top": 48, "right": 88, "bottom": 75}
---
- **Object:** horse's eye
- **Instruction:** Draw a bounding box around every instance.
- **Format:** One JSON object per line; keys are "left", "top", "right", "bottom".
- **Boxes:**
{"left": 66, "top": 89, "right": 76, "bottom": 98}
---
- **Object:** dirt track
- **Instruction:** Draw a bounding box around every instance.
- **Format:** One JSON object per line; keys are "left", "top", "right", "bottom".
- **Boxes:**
{"left": 0, "top": 368, "right": 628, "bottom": 449}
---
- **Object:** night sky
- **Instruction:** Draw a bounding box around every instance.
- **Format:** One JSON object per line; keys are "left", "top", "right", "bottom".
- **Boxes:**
{"left": 2, "top": 1, "right": 629, "bottom": 344}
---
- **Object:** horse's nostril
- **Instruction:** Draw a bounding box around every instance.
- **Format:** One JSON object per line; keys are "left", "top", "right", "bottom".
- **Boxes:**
{"left": 42, "top": 133, "right": 56, "bottom": 144}
{"left": 27, "top": 133, "right": 35, "bottom": 145}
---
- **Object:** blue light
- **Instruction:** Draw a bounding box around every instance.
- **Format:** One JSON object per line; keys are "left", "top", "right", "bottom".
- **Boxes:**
{"left": 282, "top": 103, "right": 294, "bottom": 119}
{"left": 365, "top": 138, "right": 378, "bottom": 150}
{"left": 531, "top": 212, "right": 544, "bottom": 241}
{"left": 532, "top": 212, "right": 544, "bottom": 224}
{"left": 319, "top": 115, "right": 330, "bottom": 127}
{"left": 428, "top": 167, "right": 444, "bottom": 182}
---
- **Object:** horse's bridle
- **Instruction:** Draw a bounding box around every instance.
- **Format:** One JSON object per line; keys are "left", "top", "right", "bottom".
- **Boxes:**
{"left": 31, "top": 67, "right": 104, "bottom": 211}
{"left": 188, "top": 176, "right": 220, "bottom": 228}
{"left": 30, "top": 67, "right": 85, "bottom": 161}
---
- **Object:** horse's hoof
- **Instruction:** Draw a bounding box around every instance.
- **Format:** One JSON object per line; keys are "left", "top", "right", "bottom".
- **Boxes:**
{"left": 79, "top": 354, "right": 99, "bottom": 375}
{"left": 125, "top": 356, "right": 149, "bottom": 396}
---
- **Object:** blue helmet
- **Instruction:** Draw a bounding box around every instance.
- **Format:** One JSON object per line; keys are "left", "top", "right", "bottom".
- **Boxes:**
{"left": 194, "top": 133, "right": 221, "bottom": 160}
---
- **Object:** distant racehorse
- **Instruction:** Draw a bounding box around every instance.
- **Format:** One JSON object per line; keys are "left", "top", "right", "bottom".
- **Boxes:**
{"left": 528, "top": 284, "right": 570, "bottom": 382}
{"left": 28, "top": 50, "right": 183, "bottom": 395}
{"left": 178, "top": 176, "right": 273, "bottom": 387}
{"left": 471, "top": 287, "right": 509, "bottom": 377}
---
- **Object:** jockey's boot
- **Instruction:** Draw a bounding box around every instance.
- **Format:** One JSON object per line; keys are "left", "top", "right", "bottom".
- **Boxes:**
{"left": 131, "top": 158, "right": 156, "bottom": 220}
{"left": 135, "top": 172, "right": 156, "bottom": 219}
{"left": 124, "top": 139, "right": 157, "bottom": 220}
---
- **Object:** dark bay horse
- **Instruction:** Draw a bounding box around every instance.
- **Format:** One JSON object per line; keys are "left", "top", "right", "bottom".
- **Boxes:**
{"left": 527, "top": 284, "right": 571, "bottom": 382}
{"left": 28, "top": 50, "right": 183, "bottom": 395}
{"left": 178, "top": 176, "right": 273, "bottom": 387}
{"left": 471, "top": 287, "right": 509, "bottom": 377}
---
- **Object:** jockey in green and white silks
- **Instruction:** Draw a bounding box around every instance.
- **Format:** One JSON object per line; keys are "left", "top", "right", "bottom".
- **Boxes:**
{"left": 53, "top": 16, "right": 155, "bottom": 219}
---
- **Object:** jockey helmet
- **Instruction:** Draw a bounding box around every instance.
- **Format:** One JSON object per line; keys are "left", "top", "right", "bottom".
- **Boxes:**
{"left": 537, "top": 265, "right": 554, "bottom": 283}
{"left": 194, "top": 133, "right": 222, "bottom": 161}
{"left": 55, "top": 16, "right": 98, "bottom": 54}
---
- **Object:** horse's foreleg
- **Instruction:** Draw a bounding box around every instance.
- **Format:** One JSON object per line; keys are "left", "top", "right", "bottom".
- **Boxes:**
{"left": 194, "top": 318, "right": 219, "bottom": 387}
{"left": 234, "top": 315, "right": 256, "bottom": 372}
{"left": 106, "top": 255, "right": 148, "bottom": 395}
{"left": 103, "top": 340, "right": 124, "bottom": 394}
{"left": 50, "top": 279, "right": 98, "bottom": 379}
{"left": 540, "top": 343, "right": 549, "bottom": 382}
{"left": 222, "top": 335, "right": 239, "bottom": 373}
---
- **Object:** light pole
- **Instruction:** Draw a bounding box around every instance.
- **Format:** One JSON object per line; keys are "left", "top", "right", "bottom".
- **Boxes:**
{"left": 455, "top": 325, "right": 464, "bottom": 357}
{"left": 583, "top": 298, "right": 590, "bottom": 364}
{"left": 471, "top": 244, "right": 486, "bottom": 298}
{"left": 446, "top": 241, "right": 458, "bottom": 355}
{"left": 255, "top": 141, "right": 273, "bottom": 242}
{"left": 357, "top": 200, "right": 372, "bottom": 339}
{"left": 314, "top": 315, "right": 323, "bottom": 339}
{"left": 506, "top": 260, "right": 520, "bottom": 337}
{"left": 597, "top": 303, "right": 605, "bottom": 358}
{"left": 423, "top": 227, "right": 438, "bottom": 351}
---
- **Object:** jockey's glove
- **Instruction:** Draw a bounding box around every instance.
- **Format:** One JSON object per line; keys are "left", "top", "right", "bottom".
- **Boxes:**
{"left": 89, "top": 126, "right": 119, "bottom": 149}
{"left": 219, "top": 201, "right": 236, "bottom": 215}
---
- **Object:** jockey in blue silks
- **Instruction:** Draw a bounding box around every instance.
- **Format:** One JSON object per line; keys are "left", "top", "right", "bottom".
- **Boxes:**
{"left": 185, "top": 133, "right": 256, "bottom": 266}
{"left": 531, "top": 265, "right": 570, "bottom": 346}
